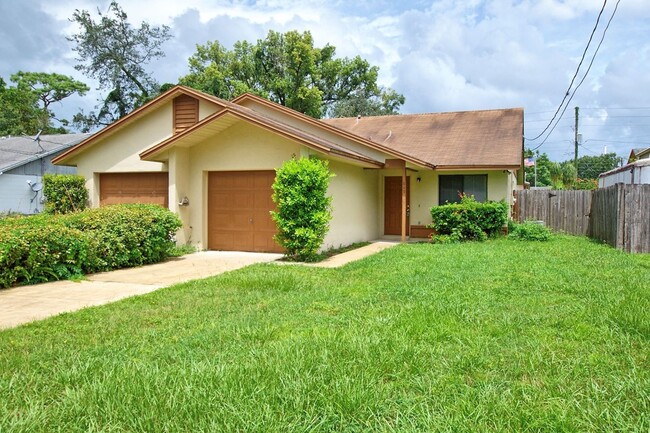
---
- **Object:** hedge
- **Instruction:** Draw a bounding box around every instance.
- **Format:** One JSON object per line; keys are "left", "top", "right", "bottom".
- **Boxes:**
{"left": 0, "top": 204, "right": 182, "bottom": 288}
{"left": 43, "top": 173, "right": 88, "bottom": 214}
{"left": 429, "top": 195, "right": 508, "bottom": 243}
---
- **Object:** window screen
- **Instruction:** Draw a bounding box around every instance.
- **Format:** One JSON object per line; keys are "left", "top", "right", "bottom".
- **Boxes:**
{"left": 439, "top": 175, "right": 487, "bottom": 204}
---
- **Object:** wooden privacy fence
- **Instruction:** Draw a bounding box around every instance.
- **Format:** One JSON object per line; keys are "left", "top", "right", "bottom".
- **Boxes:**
{"left": 589, "top": 184, "right": 650, "bottom": 253}
{"left": 514, "top": 184, "right": 650, "bottom": 253}
{"left": 513, "top": 189, "right": 592, "bottom": 235}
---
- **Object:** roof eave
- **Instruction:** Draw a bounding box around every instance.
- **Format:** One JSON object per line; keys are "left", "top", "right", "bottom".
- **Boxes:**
{"left": 140, "top": 107, "right": 384, "bottom": 168}
{"left": 232, "top": 93, "right": 435, "bottom": 167}
{"left": 434, "top": 164, "right": 521, "bottom": 171}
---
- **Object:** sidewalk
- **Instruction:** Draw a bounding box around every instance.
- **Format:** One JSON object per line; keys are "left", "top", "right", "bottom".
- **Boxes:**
{"left": 0, "top": 241, "right": 398, "bottom": 330}
{"left": 0, "top": 251, "right": 281, "bottom": 329}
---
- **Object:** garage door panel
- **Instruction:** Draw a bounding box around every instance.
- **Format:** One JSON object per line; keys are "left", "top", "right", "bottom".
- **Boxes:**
{"left": 208, "top": 171, "right": 281, "bottom": 253}
{"left": 100, "top": 173, "right": 168, "bottom": 207}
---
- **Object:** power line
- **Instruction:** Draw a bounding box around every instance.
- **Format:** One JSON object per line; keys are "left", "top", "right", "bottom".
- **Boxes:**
{"left": 586, "top": 139, "right": 650, "bottom": 145}
{"left": 524, "top": 0, "right": 609, "bottom": 142}
{"left": 529, "top": 0, "right": 621, "bottom": 151}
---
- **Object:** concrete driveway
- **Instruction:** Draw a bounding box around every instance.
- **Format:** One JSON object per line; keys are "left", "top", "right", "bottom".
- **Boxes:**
{"left": 0, "top": 251, "right": 281, "bottom": 330}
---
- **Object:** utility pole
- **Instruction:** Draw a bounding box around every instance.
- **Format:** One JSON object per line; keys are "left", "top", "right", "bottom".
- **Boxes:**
{"left": 574, "top": 106, "right": 579, "bottom": 173}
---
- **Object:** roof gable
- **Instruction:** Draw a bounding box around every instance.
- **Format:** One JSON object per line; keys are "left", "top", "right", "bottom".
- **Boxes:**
{"left": 52, "top": 86, "right": 228, "bottom": 165}
{"left": 140, "top": 101, "right": 384, "bottom": 167}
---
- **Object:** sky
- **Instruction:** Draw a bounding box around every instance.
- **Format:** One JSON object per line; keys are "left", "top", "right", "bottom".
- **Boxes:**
{"left": 1, "top": 0, "right": 649, "bottom": 163}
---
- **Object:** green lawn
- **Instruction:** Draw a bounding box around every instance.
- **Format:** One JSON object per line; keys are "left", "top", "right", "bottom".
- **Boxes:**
{"left": 1, "top": 236, "right": 649, "bottom": 432}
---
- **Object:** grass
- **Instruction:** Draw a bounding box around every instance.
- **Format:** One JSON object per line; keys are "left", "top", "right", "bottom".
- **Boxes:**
{"left": 167, "top": 243, "right": 197, "bottom": 258}
{"left": 280, "top": 241, "right": 371, "bottom": 262}
{"left": 1, "top": 236, "right": 648, "bottom": 432}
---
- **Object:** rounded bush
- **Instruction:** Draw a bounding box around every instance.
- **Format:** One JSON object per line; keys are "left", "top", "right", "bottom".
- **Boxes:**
{"left": 508, "top": 221, "right": 552, "bottom": 241}
{"left": 0, "top": 204, "right": 182, "bottom": 288}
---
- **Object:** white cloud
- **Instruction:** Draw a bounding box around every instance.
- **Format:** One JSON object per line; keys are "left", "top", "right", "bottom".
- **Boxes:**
{"left": 1, "top": 0, "right": 648, "bottom": 160}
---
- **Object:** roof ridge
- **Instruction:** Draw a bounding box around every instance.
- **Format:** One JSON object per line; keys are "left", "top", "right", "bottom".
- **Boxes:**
{"left": 326, "top": 107, "right": 525, "bottom": 121}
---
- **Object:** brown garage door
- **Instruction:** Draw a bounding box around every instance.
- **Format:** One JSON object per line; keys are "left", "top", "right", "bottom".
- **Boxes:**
{"left": 208, "top": 171, "right": 281, "bottom": 253}
{"left": 99, "top": 173, "right": 169, "bottom": 207}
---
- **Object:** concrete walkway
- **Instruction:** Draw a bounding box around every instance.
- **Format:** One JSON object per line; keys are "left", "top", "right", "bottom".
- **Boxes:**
{"left": 310, "top": 241, "right": 397, "bottom": 268}
{"left": 0, "top": 251, "right": 281, "bottom": 329}
{"left": 0, "top": 241, "right": 398, "bottom": 330}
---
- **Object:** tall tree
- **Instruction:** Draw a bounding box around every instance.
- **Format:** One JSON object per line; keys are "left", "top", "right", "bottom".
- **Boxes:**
{"left": 0, "top": 73, "right": 88, "bottom": 136}
{"left": 180, "top": 30, "right": 405, "bottom": 118}
{"left": 68, "top": 1, "right": 171, "bottom": 129}
{"left": 0, "top": 77, "right": 39, "bottom": 136}
{"left": 11, "top": 71, "right": 89, "bottom": 131}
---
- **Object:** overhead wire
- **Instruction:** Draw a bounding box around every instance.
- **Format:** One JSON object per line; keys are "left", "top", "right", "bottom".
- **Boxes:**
{"left": 524, "top": 0, "right": 609, "bottom": 143}
{"left": 528, "top": 0, "right": 621, "bottom": 152}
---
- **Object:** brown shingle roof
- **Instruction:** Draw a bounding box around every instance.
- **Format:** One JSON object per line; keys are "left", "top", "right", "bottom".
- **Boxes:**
{"left": 323, "top": 108, "right": 523, "bottom": 168}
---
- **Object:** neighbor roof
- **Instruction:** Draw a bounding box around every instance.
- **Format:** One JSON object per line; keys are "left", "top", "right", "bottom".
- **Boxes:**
{"left": 0, "top": 133, "right": 91, "bottom": 173}
{"left": 628, "top": 147, "right": 650, "bottom": 163}
{"left": 323, "top": 108, "right": 524, "bottom": 169}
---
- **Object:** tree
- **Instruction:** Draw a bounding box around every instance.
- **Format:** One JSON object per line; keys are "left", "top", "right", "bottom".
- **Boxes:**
{"left": 0, "top": 73, "right": 88, "bottom": 136}
{"left": 10, "top": 71, "right": 89, "bottom": 131}
{"left": 0, "top": 77, "right": 39, "bottom": 136}
{"left": 523, "top": 150, "right": 552, "bottom": 187}
{"left": 330, "top": 88, "right": 405, "bottom": 117}
{"left": 574, "top": 153, "right": 620, "bottom": 179}
{"left": 560, "top": 161, "right": 577, "bottom": 188}
{"left": 68, "top": 1, "right": 171, "bottom": 129}
{"left": 180, "top": 30, "right": 405, "bottom": 118}
{"left": 271, "top": 157, "right": 333, "bottom": 261}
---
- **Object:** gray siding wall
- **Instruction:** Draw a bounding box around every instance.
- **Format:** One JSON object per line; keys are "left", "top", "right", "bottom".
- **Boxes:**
{"left": 0, "top": 173, "right": 44, "bottom": 214}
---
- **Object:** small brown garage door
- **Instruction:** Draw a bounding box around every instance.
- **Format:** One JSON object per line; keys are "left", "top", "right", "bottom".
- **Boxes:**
{"left": 100, "top": 173, "right": 169, "bottom": 207}
{"left": 208, "top": 171, "right": 281, "bottom": 253}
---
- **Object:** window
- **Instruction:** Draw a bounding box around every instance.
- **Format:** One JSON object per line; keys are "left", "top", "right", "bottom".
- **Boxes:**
{"left": 439, "top": 175, "right": 487, "bottom": 204}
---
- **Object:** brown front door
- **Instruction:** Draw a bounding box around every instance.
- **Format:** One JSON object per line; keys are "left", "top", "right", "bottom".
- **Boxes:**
{"left": 99, "top": 172, "right": 169, "bottom": 206}
{"left": 384, "top": 176, "right": 410, "bottom": 235}
{"left": 207, "top": 171, "right": 282, "bottom": 253}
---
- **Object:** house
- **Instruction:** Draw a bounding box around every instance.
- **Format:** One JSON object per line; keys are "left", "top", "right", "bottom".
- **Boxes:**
{"left": 599, "top": 159, "right": 650, "bottom": 188}
{"left": 53, "top": 85, "right": 523, "bottom": 252}
{"left": 0, "top": 133, "right": 90, "bottom": 214}
{"left": 627, "top": 147, "right": 650, "bottom": 164}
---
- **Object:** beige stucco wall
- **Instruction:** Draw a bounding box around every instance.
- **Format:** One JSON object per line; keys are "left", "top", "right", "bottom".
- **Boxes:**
{"left": 325, "top": 160, "right": 379, "bottom": 248}
{"left": 184, "top": 121, "right": 301, "bottom": 250}
{"left": 74, "top": 102, "right": 173, "bottom": 207}
{"left": 378, "top": 169, "right": 514, "bottom": 232}
{"left": 170, "top": 120, "right": 379, "bottom": 250}
{"left": 198, "top": 99, "right": 220, "bottom": 119}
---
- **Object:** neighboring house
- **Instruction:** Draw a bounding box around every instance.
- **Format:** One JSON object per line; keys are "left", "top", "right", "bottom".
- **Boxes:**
{"left": 627, "top": 147, "right": 650, "bottom": 164}
{"left": 0, "top": 133, "right": 90, "bottom": 214}
{"left": 599, "top": 159, "right": 650, "bottom": 188}
{"left": 53, "top": 85, "right": 523, "bottom": 252}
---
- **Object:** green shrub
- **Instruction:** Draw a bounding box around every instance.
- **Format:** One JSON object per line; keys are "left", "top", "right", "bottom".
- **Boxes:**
{"left": 271, "top": 157, "right": 333, "bottom": 261}
{"left": 43, "top": 174, "right": 88, "bottom": 214}
{"left": 0, "top": 218, "right": 89, "bottom": 287}
{"left": 429, "top": 195, "right": 508, "bottom": 243}
{"left": 0, "top": 204, "right": 182, "bottom": 288}
{"left": 508, "top": 220, "right": 552, "bottom": 241}
{"left": 63, "top": 204, "right": 182, "bottom": 271}
{"left": 573, "top": 178, "right": 598, "bottom": 190}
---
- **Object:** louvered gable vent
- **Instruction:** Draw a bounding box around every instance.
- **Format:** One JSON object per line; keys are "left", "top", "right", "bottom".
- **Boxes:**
{"left": 173, "top": 95, "right": 199, "bottom": 134}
